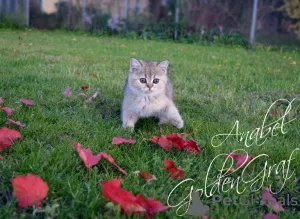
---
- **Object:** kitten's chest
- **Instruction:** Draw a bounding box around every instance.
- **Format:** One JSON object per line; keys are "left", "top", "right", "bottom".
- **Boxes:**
{"left": 131, "top": 95, "right": 166, "bottom": 117}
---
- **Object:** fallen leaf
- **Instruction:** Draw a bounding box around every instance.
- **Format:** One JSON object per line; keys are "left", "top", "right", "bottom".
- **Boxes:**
{"left": 14, "top": 50, "right": 20, "bottom": 54}
{"left": 0, "top": 127, "right": 21, "bottom": 151}
{"left": 90, "top": 73, "right": 98, "bottom": 78}
{"left": 101, "top": 179, "right": 168, "bottom": 216}
{"left": 19, "top": 99, "right": 34, "bottom": 106}
{"left": 291, "top": 61, "right": 296, "bottom": 65}
{"left": 99, "top": 152, "right": 127, "bottom": 175}
{"left": 6, "top": 119, "right": 26, "bottom": 128}
{"left": 130, "top": 52, "right": 136, "bottom": 55}
{"left": 262, "top": 187, "right": 284, "bottom": 212}
{"left": 149, "top": 133, "right": 201, "bottom": 154}
{"left": 71, "top": 141, "right": 101, "bottom": 168}
{"left": 149, "top": 135, "right": 173, "bottom": 151}
{"left": 134, "top": 171, "right": 157, "bottom": 183}
{"left": 226, "top": 153, "right": 253, "bottom": 169}
{"left": 269, "top": 110, "right": 281, "bottom": 115}
{"left": 70, "top": 141, "right": 127, "bottom": 175}
{"left": 166, "top": 134, "right": 185, "bottom": 150}
{"left": 11, "top": 174, "right": 48, "bottom": 208}
{"left": 112, "top": 137, "right": 136, "bottom": 145}
{"left": 80, "top": 85, "right": 89, "bottom": 90}
{"left": 1, "top": 107, "right": 14, "bottom": 116}
{"left": 164, "top": 160, "right": 185, "bottom": 179}
{"left": 0, "top": 155, "right": 4, "bottom": 159}
{"left": 85, "top": 91, "right": 99, "bottom": 103}
{"left": 184, "top": 140, "right": 201, "bottom": 154}
{"left": 264, "top": 213, "right": 278, "bottom": 219}
{"left": 62, "top": 88, "right": 72, "bottom": 96}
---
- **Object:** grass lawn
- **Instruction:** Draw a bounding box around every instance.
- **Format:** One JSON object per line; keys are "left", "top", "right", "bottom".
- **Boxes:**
{"left": 0, "top": 29, "right": 300, "bottom": 219}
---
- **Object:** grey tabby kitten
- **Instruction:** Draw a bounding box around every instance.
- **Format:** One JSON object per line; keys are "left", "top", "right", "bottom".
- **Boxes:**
{"left": 121, "top": 58, "right": 184, "bottom": 129}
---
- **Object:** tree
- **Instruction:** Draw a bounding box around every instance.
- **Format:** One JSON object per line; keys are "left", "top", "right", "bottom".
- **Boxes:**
{"left": 279, "top": 0, "right": 300, "bottom": 37}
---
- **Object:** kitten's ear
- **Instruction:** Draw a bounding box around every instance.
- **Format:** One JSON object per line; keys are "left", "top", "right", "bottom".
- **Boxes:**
{"left": 158, "top": 60, "right": 169, "bottom": 73}
{"left": 130, "top": 58, "right": 142, "bottom": 72}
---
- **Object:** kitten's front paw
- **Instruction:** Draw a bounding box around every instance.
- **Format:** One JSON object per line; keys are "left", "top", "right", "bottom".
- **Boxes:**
{"left": 172, "top": 119, "right": 184, "bottom": 129}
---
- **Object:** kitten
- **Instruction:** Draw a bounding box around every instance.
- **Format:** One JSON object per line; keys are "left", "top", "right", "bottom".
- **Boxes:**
{"left": 121, "top": 58, "right": 184, "bottom": 129}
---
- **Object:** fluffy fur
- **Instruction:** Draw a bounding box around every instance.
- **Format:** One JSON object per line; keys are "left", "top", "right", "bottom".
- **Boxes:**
{"left": 121, "top": 58, "right": 184, "bottom": 129}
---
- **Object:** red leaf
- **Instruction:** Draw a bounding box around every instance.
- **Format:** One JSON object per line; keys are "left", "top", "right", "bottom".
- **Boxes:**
{"left": 84, "top": 91, "right": 99, "bottom": 103}
{"left": 0, "top": 127, "right": 21, "bottom": 151}
{"left": 226, "top": 153, "right": 253, "bottom": 169}
{"left": 264, "top": 214, "right": 278, "bottom": 219}
{"left": 166, "top": 134, "right": 185, "bottom": 150}
{"left": 101, "top": 179, "right": 168, "bottom": 216}
{"left": 135, "top": 194, "right": 169, "bottom": 213}
{"left": 262, "top": 187, "right": 284, "bottom": 212}
{"left": 62, "top": 88, "right": 72, "bottom": 96}
{"left": 134, "top": 171, "right": 157, "bottom": 183}
{"left": 1, "top": 107, "right": 14, "bottom": 116}
{"left": 269, "top": 110, "right": 281, "bottom": 115}
{"left": 0, "top": 155, "right": 4, "bottom": 159}
{"left": 6, "top": 119, "right": 26, "bottom": 128}
{"left": 164, "top": 160, "right": 185, "bottom": 179}
{"left": 70, "top": 141, "right": 127, "bottom": 175}
{"left": 80, "top": 85, "right": 89, "bottom": 90}
{"left": 201, "top": 216, "right": 212, "bottom": 219}
{"left": 184, "top": 140, "right": 201, "bottom": 154}
{"left": 112, "top": 137, "right": 136, "bottom": 145}
{"left": 19, "top": 99, "right": 34, "bottom": 106}
{"left": 11, "top": 174, "right": 48, "bottom": 208}
{"left": 148, "top": 135, "right": 173, "bottom": 151}
{"left": 71, "top": 141, "right": 101, "bottom": 168}
{"left": 99, "top": 152, "right": 127, "bottom": 175}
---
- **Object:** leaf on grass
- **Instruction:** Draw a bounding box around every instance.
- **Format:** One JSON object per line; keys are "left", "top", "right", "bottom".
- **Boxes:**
{"left": 184, "top": 140, "right": 201, "bottom": 154}
{"left": 62, "top": 88, "right": 72, "bottom": 96}
{"left": 262, "top": 187, "right": 284, "bottom": 212}
{"left": 226, "top": 153, "right": 253, "bottom": 169}
{"left": 264, "top": 214, "right": 278, "bottom": 219}
{"left": 101, "top": 179, "right": 168, "bottom": 216}
{"left": 269, "top": 110, "right": 281, "bottom": 115}
{"left": 0, "top": 155, "right": 4, "bottom": 159}
{"left": 11, "top": 174, "right": 48, "bottom": 208}
{"left": 134, "top": 171, "right": 157, "bottom": 183}
{"left": 149, "top": 133, "right": 201, "bottom": 153}
{"left": 80, "top": 85, "right": 89, "bottom": 90}
{"left": 84, "top": 91, "right": 99, "bottom": 103}
{"left": 166, "top": 134, "right": 185, "bottom": 150}
{"left": 71, "top": 141, "right": 101, "bottom": 168}
{"left": 0, "top": 127, "right": 21, "bottom": 151}
{"left": 70, "top": 141, "right": 127, "bottom": 175}
{"left": 1, "top": 107, "right": 14, "bottom": 116}
{"left": 6, "top": 119, "right": 26, "bottom": 128}
{"left": 99, "top": 152, "right": 127, "bottom": 175}
{"left": 112, "top": 137, "right": 136, "bottom": 145}
{"left": 149, "top": 135, "right": 173, "bottom": 151}
{"left": 164, "top": 160, "right": 185, "bottom": 179}
{"left": 19, "top": 99, "right": 34, "bottom": 106}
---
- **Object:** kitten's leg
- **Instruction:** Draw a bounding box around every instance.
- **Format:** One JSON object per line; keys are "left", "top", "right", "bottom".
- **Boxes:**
{"left": 160, "top": 104, "right": 184, "bottom": 129}
{"left": 122, "top": 110, "right": 139, "bottom": 129}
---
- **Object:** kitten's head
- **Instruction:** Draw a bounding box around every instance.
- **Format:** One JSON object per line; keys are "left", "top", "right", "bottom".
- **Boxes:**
{"left": 127, "top": 58, "right": 169, "bottom": 96}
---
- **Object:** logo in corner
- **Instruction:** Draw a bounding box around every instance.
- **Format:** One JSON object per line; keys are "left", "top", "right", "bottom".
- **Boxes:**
{"left": 186, "top": 191, "right": 210, "bottom": 216}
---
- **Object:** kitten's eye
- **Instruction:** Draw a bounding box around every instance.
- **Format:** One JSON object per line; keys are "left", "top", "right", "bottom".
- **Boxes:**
{"left": 153, "top": 79, "right": 159, "bottom": 84}
{"left": 140, "top": 78, "right": 147, "bottom": 83}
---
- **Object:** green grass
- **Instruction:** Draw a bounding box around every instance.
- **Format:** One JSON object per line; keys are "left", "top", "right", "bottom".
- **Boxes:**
{"left": 0, "top": 29, "right": 300, "bottom": 219}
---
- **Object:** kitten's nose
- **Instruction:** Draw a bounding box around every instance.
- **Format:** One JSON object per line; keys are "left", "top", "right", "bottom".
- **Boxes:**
{"left": 146, "top": 83, "right": 153, "bottom": 89}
